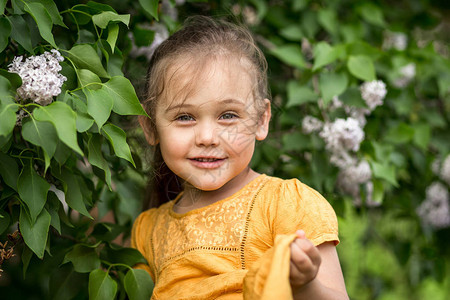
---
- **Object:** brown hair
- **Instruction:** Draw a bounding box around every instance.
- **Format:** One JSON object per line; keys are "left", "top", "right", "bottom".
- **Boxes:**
{"left": 140, "top": 15, "right": 269, "bottom": 209}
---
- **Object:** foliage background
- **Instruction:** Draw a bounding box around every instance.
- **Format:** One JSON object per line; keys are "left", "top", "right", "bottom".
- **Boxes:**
{"left": 0, "top": 0, "right": 449, "bottom": 299}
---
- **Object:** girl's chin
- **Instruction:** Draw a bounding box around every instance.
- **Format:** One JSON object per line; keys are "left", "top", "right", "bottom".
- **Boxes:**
{"left": 186, "top": 180, "right": 226, "bottom": 192}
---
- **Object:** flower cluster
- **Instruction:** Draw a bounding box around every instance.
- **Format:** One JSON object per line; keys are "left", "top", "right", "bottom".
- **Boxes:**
{"left": 383, "top": 31, "right": 408, "bottom": 51}
{"left": 319, "top": 118, "right": 364, "bottom": 152}
{"left": 302, "top": 79, "right": 388, "bottom": 206}
{"left": 360, "top": 80, "right": 387, "bottom": 111}
{"left": 416, "top": 182, "right": 450, "bottom": 229}
{"left": 440, "top": 155, "right": 450, "bottom": 186}
{"left": 302, "top": 115, "right": 323, "bottom": 134}
{"left": 8, "top": 50, "right": 67, "bottom": 106}
{"left": 393, "top": 63, "right": 416, "bottom": 88}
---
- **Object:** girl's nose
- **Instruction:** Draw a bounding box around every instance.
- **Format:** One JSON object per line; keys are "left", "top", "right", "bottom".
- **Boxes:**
{"left": 194, "top": 122, "right": 219, "bottom": 147}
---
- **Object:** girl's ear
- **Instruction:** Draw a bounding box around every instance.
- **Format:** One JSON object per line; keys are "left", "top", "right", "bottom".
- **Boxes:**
{"left": 138, "top": 115, "right": 159, "bottom": 145}
{"left": 255, "top": 99, "right": 271, "bottom": 141}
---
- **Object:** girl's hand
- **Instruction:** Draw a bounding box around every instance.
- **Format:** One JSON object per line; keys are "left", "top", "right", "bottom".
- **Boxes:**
{"left": 289, "top": 230, "right": 322, "bottom": 293}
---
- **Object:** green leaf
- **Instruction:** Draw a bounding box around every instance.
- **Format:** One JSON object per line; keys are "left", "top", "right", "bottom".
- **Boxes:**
{"left": 64, "top": 244, "right": 101, "bottom": 273}
{"left": 359, "top": 3, "right": 385, "bottom": 27}
{"left": 412, "top": 123, "right": 431, "bottom": 151}
{"left": 282, "top": 131, "right": 310, "bottom": 151}
{"left": 53, "top": 140, "right": 71, "bottom": 165}
{"left": 0, "top": 17, "right": 12, "bottom": 53}
{"left": 384, "top": 123, "right": 415, "bottom": 144}
{"left": 279, "top": 25, "right": 303, "bottom": 41}
{"left": 92, "top": 11, "right": 130, "bottom": 29}
{"left": 65, "top": 44, "right": 109, "bottom": 79}
{"left": 103, "top": 76, "right": 147, "bottom": 116}
{"left": 270, "top": 44, "right": 306, "bottom": 69}
{"left": 0, "top": 70, "right": 22, "bottom": 91}
{"left": 370, "top": 161, "right": 398, "bottom": 187}
{"left": 54, "top": 168, "right": 92, "bottom": 218}
{"left": 76, "top": 112, "right": 95, "bottom": 133}
{"left": 23, "top": 2, "right": 56, "bottom": 48}
{"left": 84, "top": 88, "right": 113, "bottom": 130}
{"left": 313, "top": 42, "right": 338, "bottom": 71}
{"left": 18, "top": 163, "right": 50, "bottom": 224}
{"left": 102, "top": 124, "right": 135, "bottom": 166}
{"left": 0, "top": 102, "right": 19, "bottom": 137}
{"left": 30, "top": 0, "right": 66, "bottom": 28}
{"left": 107, "top": 23, "right": 119, "bottom": 52}
{"left": 317, "top": 8, "right": 338, "bottom": 36}
{"left": 78, "top": 69, "right": 102, "bottom": 90}
{"left": 105, "top": 246, "right": 146, "bottom": 266}
{"left": 21, "top": 245, "right": 33, "bottom": 278}
{"left": 372, "top": 179, "right": 385, "bottom": 205}
{"left": 0, "top": 0, "right": 6, "bottom": 14}
{"left": 124, "top": 269, "right": 154, "bottom": 300}
{"left": 22, "top": 119, "right": 58, "bottom": 158}
{"left": 19, "top": 207, "right": 51, "bottom": 259}
{"left": 33, "top": 102, "right": 83, "bottom": 156}
{"left": 138, "top": 0, "right": 159, "bottom": 21}
{"left": 89, "top": 269, "right": 118, "bottom": 300}
{"left": 88, "top": 135, "right": 112, "bottom": 189}
{"left": 0, "top": 151, "right": 19, "bottom": 190}
{"left": 319, "top": 72, "right": 348, "bottom": 104}
{"left": 49, "top": 265, "right": 87, "bottom": 300}
{"left": 91, "top": 222, "right": 123, "bottom": 242}
{"left": 47, "top": 192, "right": 62, "bottom": 233}
{"left": 133, "top": 24, "right": 155, "bottom": 47}
{"left": 8, "top": 15, "right": 34, "bottom": 54}
{"left": 0, "top": 210, "right": 10, "bottom": 235}
{"left": 286, "top": 81, "right": 318, "bottom": 107}
{"left": 347, "top": 55, "right": 376, "bottom": 81}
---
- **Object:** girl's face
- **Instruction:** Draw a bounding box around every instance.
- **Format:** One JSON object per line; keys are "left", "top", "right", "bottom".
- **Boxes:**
{"left": 151, "top": 55, "right": 270, "bottom": 192}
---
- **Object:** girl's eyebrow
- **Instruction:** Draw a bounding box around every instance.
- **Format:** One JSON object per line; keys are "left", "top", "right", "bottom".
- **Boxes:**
{"left": 165, "top": 99, "right": 246, "bottom": 113}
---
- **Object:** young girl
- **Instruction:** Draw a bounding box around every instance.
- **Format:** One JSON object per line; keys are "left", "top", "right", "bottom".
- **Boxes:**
{"left": 133, "top": 16, "right": 349, "bottom": 300}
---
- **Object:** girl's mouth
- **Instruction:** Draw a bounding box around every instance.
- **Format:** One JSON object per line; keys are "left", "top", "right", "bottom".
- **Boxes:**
{"left": 192, "top": 157, "right": 223, "bottom": 162}
{"left": 189, "top": 157, "right": 226, "bottom": 169}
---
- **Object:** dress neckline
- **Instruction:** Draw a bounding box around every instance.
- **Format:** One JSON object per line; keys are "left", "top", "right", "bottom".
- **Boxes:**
{"left": 168, "top": 174, "right": 266, "bottom": 218}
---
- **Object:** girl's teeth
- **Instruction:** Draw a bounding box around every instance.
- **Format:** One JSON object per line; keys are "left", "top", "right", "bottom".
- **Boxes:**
{"left": 196, "top": 158, "right": 218, "bottom": 162}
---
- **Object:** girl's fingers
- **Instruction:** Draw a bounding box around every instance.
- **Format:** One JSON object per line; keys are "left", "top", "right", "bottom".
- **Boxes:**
{"left": 291, "top": 238, "right": 322, "bottom": 270}
{"left": 295, "top": 230, "right": 306, "bottom": 239}
{"left": 297, "top": 239, "right": 322, "bottom": 267}
{"left": 290, "top": 239, "right": 313, "bottom": 270}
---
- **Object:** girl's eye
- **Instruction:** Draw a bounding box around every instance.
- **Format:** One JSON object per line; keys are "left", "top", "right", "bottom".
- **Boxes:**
{"left": 220, "top": 112, "right": 238, "bottom": 120}
{"left": 176, "top": 114, "right": 194, "bottom": 122}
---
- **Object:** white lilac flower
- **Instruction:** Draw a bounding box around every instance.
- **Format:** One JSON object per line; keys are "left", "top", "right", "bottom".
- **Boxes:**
{"left": 383, "top": 31, "right": 408, "bottom": 51}
{"left": 319, "top": 117, "right": 365, "bottom": 152}
{"left": 393, "top": 63, "right": 416, "bottom": 88}
{"left": 8, "top": 50, "right": 66, "bottom": 106}
{"left": 337, "top": 160, "right": 379, "bottom": 207}
{"left": 340, "top": 160, "right": 372, "bottom": 185}
{"left": 344, "top": 106, "right": 371, "bottom": 127}
{"left": 302, "top": 115, "right": 323, "bottom": 134}
{"left": 440, "top": 155, "right": 450, "bottom": 186}
{"left": 360, "top": 80, "right": 387, "bottom": 111}
{"left": 329, "top": 96, "right": 343, "bottom": 110}
{"left": 417, "top": 182, "right": 450, "bottom": 229}
{"left": 329, "top": 150, "right": 358, "bottom": 169}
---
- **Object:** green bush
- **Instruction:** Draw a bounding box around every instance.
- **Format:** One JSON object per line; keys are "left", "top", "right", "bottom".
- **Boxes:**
{"left": 0, "top": 0, "right": 449, "bottom": 299}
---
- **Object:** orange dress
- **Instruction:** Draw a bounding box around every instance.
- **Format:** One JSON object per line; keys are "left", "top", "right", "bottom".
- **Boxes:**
{"left": 131, "top": 174, "right": 339, "bottom": 299}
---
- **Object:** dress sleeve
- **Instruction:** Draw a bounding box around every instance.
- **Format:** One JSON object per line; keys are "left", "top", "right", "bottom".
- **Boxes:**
{"left": 270, "top": 179, "right": 339, "bottom": 246}
{"left": 131, "top": 209, "right": 157, "bottom": 281}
